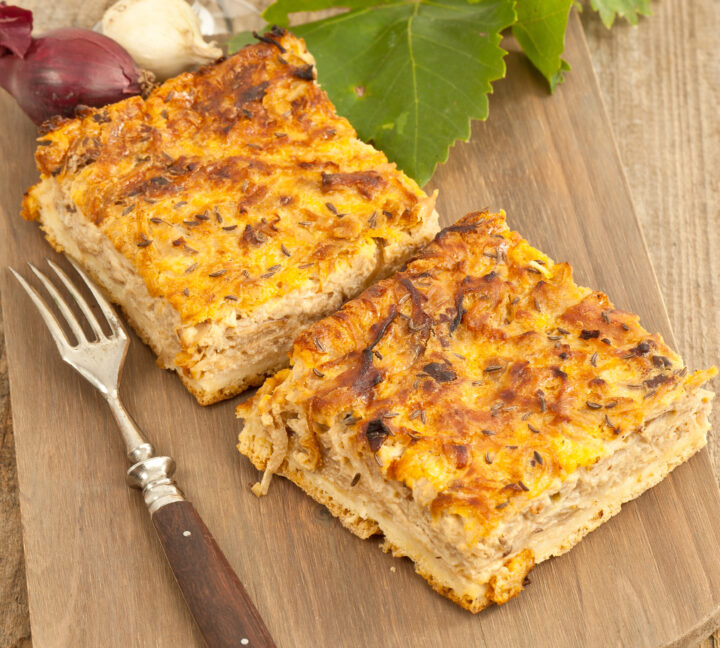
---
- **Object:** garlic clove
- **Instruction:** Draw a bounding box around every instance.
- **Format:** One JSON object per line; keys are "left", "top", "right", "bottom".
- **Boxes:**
{"left": 102, "top": 0, "right": 223, "bottom": 81}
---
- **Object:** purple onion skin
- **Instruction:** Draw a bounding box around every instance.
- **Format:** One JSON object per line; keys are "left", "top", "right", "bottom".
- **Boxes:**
{"left": 0, "top": 28, "right": 143, "bottom": 126}
{"left": 0, "top": 4, "right": 32, "bottom": 57}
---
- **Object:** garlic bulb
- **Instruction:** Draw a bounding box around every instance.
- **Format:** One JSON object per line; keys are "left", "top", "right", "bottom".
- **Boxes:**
{"left": 102, "top": 0, "right": 223, "bottom": 80}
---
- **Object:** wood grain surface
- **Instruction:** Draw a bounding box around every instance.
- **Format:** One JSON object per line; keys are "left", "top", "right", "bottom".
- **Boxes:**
{"left": 0, "top": 1, "right": 719, "bottom": 647}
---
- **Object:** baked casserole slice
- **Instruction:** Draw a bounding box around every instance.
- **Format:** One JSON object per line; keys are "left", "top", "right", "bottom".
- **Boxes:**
{"left": 238, "top": 211, "right": 715, "bottom": 612}
{"left": 21, "top": 29, "right": 438, "bottom": 405}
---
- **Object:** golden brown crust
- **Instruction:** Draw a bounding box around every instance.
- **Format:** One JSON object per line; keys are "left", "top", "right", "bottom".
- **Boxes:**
{"left": 242, "top": 210, "right": 716, "bottom": 536}
{"left": 238, "top": 213, "right": 713, "bottom": 612}
{"left": 22, "top": 29, "right": 436, "bottom": 384}
{"left": 24, "top": 30, "right": 431, "bottom": 330}
{"left": 38, "top": 209, "right": 273, "bottom": 405}
{"left": 240, "top": 387, "right": 712, "bottom": 612}
{"left": 486, "top": 549, "right": 535, "bottom": 605}
{"left": 237, "top": 210, "right": 716, "bottom": 612}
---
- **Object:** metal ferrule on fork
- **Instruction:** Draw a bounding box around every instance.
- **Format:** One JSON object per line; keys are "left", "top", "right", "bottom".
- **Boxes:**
{"left": 126, "top": 455, "right": 184, "bottom": 514}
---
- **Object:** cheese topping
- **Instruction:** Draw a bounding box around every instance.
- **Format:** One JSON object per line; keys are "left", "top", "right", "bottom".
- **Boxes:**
{"left": 249, "top": 211, "right": 715, "bottom": 538}
{"left": 22, "top": 30, "right": 432, "bottom": 327}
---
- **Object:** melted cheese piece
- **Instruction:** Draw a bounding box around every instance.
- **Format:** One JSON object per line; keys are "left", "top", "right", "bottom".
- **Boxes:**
{"left": 23, "top": 30, "right": 430, "bottom": 327}
{"left": 276, "top": 211, "right": 715, "bottom": 538}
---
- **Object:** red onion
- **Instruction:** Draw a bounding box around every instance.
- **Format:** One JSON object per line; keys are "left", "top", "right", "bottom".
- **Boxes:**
{"left": 0, "top": 4, "right": 144, "bottom": 125}
{"left": 0, "top": 3, "right": 31, "bottom": 56}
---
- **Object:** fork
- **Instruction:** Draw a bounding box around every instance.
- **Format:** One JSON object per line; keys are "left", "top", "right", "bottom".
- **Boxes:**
{"left": 10, "top": 259, "right": 276, "bottom": 648}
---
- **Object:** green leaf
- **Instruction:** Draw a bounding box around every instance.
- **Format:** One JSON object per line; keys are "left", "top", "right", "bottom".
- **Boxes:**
{"left": 263, "top": 0, "right": 380, "bottom": 27}
{"left": 512, "top": 0, "right": 573, "bottom": 92}
{"left": 551, "top": 58, "right": 571, "bottom": 89}
{"left": 227, "top": 30, "right": 258, "bottom": 53}
{"left": 589, "top": 0, "right": 651, "bottom": 28}
{"left": 259, "top": 0, "right": 515, "bottom": 186}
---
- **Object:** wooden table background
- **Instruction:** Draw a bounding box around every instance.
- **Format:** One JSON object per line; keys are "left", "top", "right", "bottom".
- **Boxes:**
{"left": 0, "top": 0, "right": 718, "bottom": 646}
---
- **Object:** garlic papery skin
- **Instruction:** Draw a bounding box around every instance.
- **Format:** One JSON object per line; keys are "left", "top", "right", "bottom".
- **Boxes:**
{"left": 102, "top": 0, "right": 223, "bottom": 80}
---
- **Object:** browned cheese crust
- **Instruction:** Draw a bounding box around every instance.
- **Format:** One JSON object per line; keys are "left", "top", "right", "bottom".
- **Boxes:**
{"left": 238, "top": 210, "right": 715, "bottom": 611}
{"left": 21, "top": 28, "right": 437, "bottom": 404}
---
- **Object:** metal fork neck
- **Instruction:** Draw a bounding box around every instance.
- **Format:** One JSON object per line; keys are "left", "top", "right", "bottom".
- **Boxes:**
{"left": 104, "top": 390, "right": 154, "bottom": 464}
{"left": 104, "top": 390, "right": 185, "bottom": 512}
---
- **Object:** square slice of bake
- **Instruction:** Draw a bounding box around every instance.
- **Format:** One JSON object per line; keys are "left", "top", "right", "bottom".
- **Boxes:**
{"left": 237, "top": 210, "right": 715, "bottom": 612}
{"left": 21, "top": 29, "right": 438, "bottom": 404}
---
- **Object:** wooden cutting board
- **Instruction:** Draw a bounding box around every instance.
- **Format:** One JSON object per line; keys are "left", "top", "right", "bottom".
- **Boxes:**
{"left": 2, "top": 13, "right": 720, "bottom": 647}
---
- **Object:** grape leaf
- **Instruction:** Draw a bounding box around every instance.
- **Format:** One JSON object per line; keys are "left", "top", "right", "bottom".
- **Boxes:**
{"left": 512, "top": 0, "right": 573, "bottom": 91}
{"left": 253, "top": 0, "right": 571, "bottom": 93}
{"left": 263, "top": 0, "right": 380, "bottom": 26}
{"left": 228, "top": 0, "right": 653, "bottom": 184}
{"left": 227, "top": 30, "right": 258, "bottom": 50}
{"left": 589, "top": 0, "right": 651, "bottom": 28}
{"left": 233, "top": 0, "right": 516, "bottom": 186}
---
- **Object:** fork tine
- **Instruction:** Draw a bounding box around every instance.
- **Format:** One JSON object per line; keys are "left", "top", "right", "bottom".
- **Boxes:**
{"left": 66, "top": 258, "right": 125, "bottom": 338}
{"left": 9, "top": 267, "right": 72, "bottom": 352}
{"left": 28, "top": 262, "right": 87, "bottom": 345}
{"left": 47, "top": 259, "right": 105, "bottom": 340}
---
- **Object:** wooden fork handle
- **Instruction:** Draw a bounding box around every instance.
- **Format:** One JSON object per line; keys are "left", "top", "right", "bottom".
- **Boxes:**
{"left": 152, "top": 500, "right": 276, "bottom": 648}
